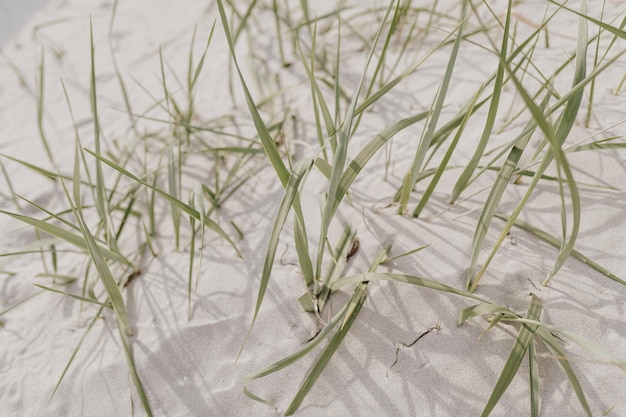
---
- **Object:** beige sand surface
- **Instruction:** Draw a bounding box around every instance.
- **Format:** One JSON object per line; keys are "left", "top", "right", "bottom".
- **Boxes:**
{"left": 1, "top": 1, "right": 625, "bottom": 416}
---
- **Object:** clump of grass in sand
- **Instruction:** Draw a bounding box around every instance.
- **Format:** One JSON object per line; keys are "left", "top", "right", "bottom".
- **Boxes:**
{"left": 218, "top": 0, "right": 626, "bottom": 415}
{"left": 0, "top": 9, "right": 261, "bottom": 416}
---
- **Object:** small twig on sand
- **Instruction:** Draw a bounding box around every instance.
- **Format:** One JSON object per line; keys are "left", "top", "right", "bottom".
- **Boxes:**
{"left": 387, "top": 322, "right": 441, "bottom": 377}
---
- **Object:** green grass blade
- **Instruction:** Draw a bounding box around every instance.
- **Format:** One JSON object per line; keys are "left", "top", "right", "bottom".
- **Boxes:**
{"left": 413, "top": 87, "right": 482, "bottom": 217}
{"left": 511, "top": 319, "right": 626, "bottom": 372}
{"left": 0, "top": 210, "right": 129, "bottom": 265}
{"left": 493, "top": 213, "right": 626, "bottom": 286}
{"left": 480, "top": 294, "right": 542, "bottom": 417}
{"left": 296, "top": 20, "right": 338, "bottom": 156}
{"left": 536, "top": 327, "right": 591, "bottom": 417}
{"left": 331, "top": 272, "right": 488, "bottom": 304}
{"left": 167, "top": 142, "right": 181, "bottom": 250}
{"left": 449, "top": 0, "right": 512, "bottom": 205}
{"left": 217, "top": 0, "right": 289, "bottom": 186}
{"left": 284, "top": 287, "right": 366, "bottom": 416}
{"left": 243, "top": 299, "right": 349, "bottom": 409}
{"left": 397, "top": 2, "right": 468, "bottom": 214}
{"left": 332, "top": 110, "right": 431, "bottom": 216}
{"left": 68, "top": 143, "right": 131, "bottom": 336}
{"left": 468, "top": 145, "right": 521, "bottom": 287}
{"left": 89, "top": 19, "right": 115, "bottom": 250}
{"left": 315, "top": 225, "right": 356, "bottom": 311}
{"left": 528, "top": 339, "right": 539, "bottom": 417}
{"left": 241, "top": 158, "right": 314, "bottom": 357}
{"left": 34, "top": 284, "right": 111, "bottom": 308}
{"left": 36, "top": 49, "right": 55, "bottom": 166}
{"left": 294, "top": 214, "right": 314, "bottom": 286}
{"left": 457, "top": 303, "right": 516, "bottom": 325}
{"left": 548, "top": 0, "right": 626, "bottom": 40}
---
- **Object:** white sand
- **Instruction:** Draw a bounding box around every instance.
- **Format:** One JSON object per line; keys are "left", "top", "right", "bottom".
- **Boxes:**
{"left": 1, "top": 1, "right": 625, "bottom": 416}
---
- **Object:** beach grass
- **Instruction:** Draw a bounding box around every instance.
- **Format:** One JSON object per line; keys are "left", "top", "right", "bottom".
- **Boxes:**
{"left": 0, "top": 0, "right": 625, "bottom": 415}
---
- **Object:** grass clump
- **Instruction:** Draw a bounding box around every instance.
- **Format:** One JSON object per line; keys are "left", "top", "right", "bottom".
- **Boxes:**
{"left": 0, "top": 0, "right": 625, "bottom": 416}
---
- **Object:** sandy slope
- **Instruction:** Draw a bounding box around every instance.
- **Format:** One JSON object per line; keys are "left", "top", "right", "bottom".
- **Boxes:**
{"left": 1, "top": 0, "right": 625, "bottom": 416}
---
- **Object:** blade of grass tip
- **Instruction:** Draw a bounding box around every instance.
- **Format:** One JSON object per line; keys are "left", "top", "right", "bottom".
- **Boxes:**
{"left": 238, "top": 158, "right": 314, "bottom": 360}
{"left": 536, "top": 327, "right": 592, "bottom": 417}
{"left": 0, "top": 210, "right": 130, "bottom": 265}
{"left": 457, "top": 303, "right": 517, "bottom": 326}
{"left": 283, "top": 290, "right": 365, "bottom": 416}
{"left": 85, "top": 149, "right": 241, "bottom": 257}
{"left": 37, "top": 49, "right": 55, "bottom": 167}
{"left": 0, "top": 159, "right": 20, "bottom": 209}
{"left": 513, "top": 319, "right": 626, "bottom": 372}
{"left": 547, "top": 0, "right": 626, "bottom": 40}
{"left": 332, "top": 272, "right": 489, "bottom": 304}
{"left": 108, "top": 0, "right": 137, "bottom": 134}
{"left": 480, "top": 294, "right": 542, "bottom": 417}
{"left": 49, "top": 306, "right": 103, "bottom": 402}
{"left": 449, "top": 0, "right": 512, "bottom": 205}
{"left": 351, "top": 0, "right": 402, "bottom": 134}
{"left": 60, "top": 78, "right": 100, "bottom": 210}
{"left": 332, "top": 14, "right": 341, "bottom": 144}
{"left": 316, "top": 0, "right": 399, "bottom": 284}
{"left": 494, "top": 213, "right": 626, "bottom": 286}
{"left": 34, "top": 284, "right": 111, "bottom": 308}
{"left": 528, "top": 339, "right": 539, "bottom": 417}
{"left": 382, "top": 243, "right": 430, "bottom": 264}
{"left": 471, "top": 3, "right": 588, "bottom": 291}
{"left": 293, "top": 19, "right": 336, "bottom": 159}
{"left": 584, "top": 2, "right": 605, "bottom": 129}
{"left": 89, "top": 19, "right": 117, "bottom": 252}
{"left": 397, "top": 1, "right": 468, "bottom": 214}
{"left": 167, "top": 142, "right": 181, "bottom": 250}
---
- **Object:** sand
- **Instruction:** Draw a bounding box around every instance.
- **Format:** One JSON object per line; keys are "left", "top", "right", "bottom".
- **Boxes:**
{"left": 1, "top": 0, "right": 625, "bottom": 416}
